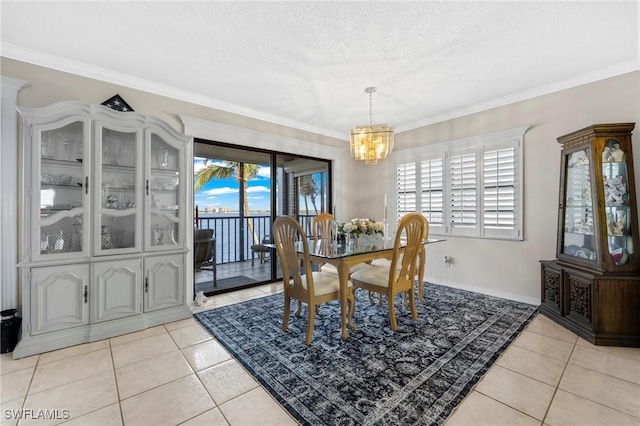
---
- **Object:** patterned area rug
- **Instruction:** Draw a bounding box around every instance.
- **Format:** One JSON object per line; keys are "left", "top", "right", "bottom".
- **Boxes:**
{"left": 194, "top": 282, "right": 537, "bottom": 425}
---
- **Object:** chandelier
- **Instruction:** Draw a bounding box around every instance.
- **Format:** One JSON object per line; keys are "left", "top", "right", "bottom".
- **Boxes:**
{"left": 349, "top": 87, "right": 394, "bottom": 165}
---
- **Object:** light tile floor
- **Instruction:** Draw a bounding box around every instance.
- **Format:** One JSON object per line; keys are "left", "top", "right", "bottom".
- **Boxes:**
{"left": 2, "top": 283, "right": 639, "bottom": 426}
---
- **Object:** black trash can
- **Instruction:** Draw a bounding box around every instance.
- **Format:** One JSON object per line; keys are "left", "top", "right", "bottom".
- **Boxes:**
{"left": 1, "top": 309, "right": 22, "bottom": 354}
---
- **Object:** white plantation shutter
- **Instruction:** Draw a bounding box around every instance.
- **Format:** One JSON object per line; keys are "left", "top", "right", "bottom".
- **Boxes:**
{"left": 392, "top": 126, "right": 526, "bottom": 240}
{"left": 420, "top": 158, "right": 444, "bottom": 233}
{"left": 449, "top": 150, "right": 477, "bottom": 236}
{"left": 483, "top": 146, "right": 518, "bottom": 237}
{"left": 396, "top": 162, "right": 416, "bottom": 221}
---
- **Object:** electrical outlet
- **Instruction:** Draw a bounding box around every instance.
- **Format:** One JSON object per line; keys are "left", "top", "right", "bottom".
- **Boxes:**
{"left": 444, "top": 256, "right": 451, "bottom": 267}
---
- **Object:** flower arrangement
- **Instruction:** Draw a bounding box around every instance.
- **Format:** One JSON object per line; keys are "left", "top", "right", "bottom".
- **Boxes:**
{"left": 338, "top": 218, "right": 384, "bottom": 236}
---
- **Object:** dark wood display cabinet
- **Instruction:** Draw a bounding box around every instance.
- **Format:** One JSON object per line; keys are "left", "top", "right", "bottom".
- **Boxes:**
{"left": 540, "top": 123, "right": 640, "bottom": 347}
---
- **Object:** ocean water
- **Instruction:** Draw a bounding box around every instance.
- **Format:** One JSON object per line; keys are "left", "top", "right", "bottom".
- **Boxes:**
{"left": 196, "top": 212, "right": 314, "bottom": 264}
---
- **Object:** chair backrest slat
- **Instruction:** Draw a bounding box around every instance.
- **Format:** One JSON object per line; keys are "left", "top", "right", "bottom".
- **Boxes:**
{"left": 273, "top": 216, "right": 314, "bottom": 293}
{"left": 390, "top": 213, "right": 427, "bottom": 286}
{"left": 313, "top": 212, "right": 334, "bottom": 241}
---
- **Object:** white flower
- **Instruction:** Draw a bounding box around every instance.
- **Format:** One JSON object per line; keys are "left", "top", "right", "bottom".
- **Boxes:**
{"left": 338, "top": 218, "right": 384, "bottom": 235}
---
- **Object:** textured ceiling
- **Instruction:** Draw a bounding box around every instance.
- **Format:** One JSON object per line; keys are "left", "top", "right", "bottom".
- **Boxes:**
{"left": 2, "top": 1, "right": 638, "bottom": 140}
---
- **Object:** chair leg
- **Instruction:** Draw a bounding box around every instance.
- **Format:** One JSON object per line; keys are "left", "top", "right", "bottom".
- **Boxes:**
{"left": 418, "top": 281, "right": 425, "bottom": 304}
{"left": 305, "top": 303, "right": 316, "bottom": 345}
{"left": 350, "top": 288, "right": 357, "bottom": 319}
{"left": 409, "top": 288, "right": 418, "bottom": 321}
{"left": 347, "top": 289, "right": 356, "bottom": 329}
{"left": 295, "top": 300, "right": 302, "bottom": 317}
{"left": 388, "top": 291, "right": 398, "bottom": 331}
{"left": 282, "top": 295, "right": 291, "bottom": 332}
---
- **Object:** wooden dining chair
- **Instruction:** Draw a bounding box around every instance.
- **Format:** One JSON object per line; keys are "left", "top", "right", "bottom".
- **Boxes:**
{"left": 350, "top": 212, "right": 426, "bottom": 331}
{"left": 415, "top": 217, "right": 430, "bottom": 303}
{"left": 370, "top": 215, "right": 430, "bottom": 304}
{"left": 273, "top": 215, "right": 354, "bottom": 345}
{"left": 312, "top": 212, "right": 335, "bottom": 241}
{"left": 312, "top": 213, "right": 370, "bottom": 276}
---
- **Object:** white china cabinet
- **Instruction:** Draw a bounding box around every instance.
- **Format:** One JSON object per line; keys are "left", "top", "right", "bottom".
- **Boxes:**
{"left": 15, "top": 101, "right": 191, "bottom": 358}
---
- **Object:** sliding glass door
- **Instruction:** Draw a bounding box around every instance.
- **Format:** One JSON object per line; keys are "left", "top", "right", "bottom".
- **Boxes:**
{"left": 194, "top": 140, "right": 331, "bottom": 296}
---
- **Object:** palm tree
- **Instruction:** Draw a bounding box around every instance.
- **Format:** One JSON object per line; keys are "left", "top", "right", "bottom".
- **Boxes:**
{"left": 194, "top": 160, "right": 261, "bottom": 245}
{"left": 300, "top": 175, "right": 319, "bottom": 215}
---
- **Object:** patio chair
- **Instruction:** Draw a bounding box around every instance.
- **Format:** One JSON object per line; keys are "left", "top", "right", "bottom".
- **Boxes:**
{"left": 194, "top": 228, "right": 216, "bottom": 285}
{"left": 251, "top": 235, "right": 273, "bottom": 266}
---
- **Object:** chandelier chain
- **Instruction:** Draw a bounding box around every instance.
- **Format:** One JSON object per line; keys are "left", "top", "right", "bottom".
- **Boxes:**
{"left": 369, "top": 91, "right": 373, "bottom": 128}
{"left": 365, "top": 86, "right": 376, "bottom": 128}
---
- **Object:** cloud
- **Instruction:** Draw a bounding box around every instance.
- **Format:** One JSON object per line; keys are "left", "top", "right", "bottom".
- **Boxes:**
{"left": 202, "top": 187, "right": 238, "bottom": 195}
{"left": 256, "top": 167, "right": 271, "bottom": 178}
{"left": 246, "top": 185, "right": 270, "bottom": 193}
{"left": 193, "top": 159, "right": 230, "bottom": 174}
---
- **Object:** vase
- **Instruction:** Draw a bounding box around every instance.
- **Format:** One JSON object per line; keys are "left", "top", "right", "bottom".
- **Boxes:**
{"left": 350, "top": 233, "right": 383, "bottom": 249}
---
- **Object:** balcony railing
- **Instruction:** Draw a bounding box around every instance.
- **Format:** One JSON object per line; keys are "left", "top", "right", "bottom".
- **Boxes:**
{"left": 195, "top": 213, "right": 315, "bottom": 264}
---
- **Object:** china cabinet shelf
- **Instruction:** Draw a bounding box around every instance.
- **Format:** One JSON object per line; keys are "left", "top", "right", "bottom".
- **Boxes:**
{"left": 540, "top": 123, "right": 640, "bottom": 347}
{"left": 41, "top": 184, "right": 82, "bottom": 189}
{"left": 15, "top": 101, "right": 191, "bottom": 359}
{"left": 41, "top": 157, "right": 83, "bottom": 165}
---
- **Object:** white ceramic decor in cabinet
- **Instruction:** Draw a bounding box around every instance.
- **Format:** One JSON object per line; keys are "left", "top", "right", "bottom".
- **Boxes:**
{"left": 145, "top": 128, "right": 185, "bottom": 251}
{"left": 93, "top": 121, "right": 143, "bottom": 256}
{"left": 15, "top": 101, "right": 192, "bottom": 359}
{"left": 30, "top": 117, "right": 91, "bottom": 261}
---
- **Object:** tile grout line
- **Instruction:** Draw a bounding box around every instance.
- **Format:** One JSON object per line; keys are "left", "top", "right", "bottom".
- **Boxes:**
{"left": 16, "top": 354, "right": 41, "bottom": 421}
{"left": 466, "top": 317, "right": 571, "bottom": 424}
{"left": 539, "top": 337, "right": 578, "bottom": 425}
{"left": 107, "top": 338, "right": 126, "bottom": 426}
{"left": 471, "top": 389, "right": 543, "bottom": 424}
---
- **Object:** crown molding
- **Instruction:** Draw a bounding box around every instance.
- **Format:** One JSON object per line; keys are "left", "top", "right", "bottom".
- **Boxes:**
{"left": 3, "top": 44, "right": 638, "bottom": 138}
{"left": 178, "top": 114, "right": 343, "bottom": 160}
{"left": 1, "top": 44, "right": 347, "bottom": 141}
{"left": 396, "top": 60, "right": 640, "bottom": 133}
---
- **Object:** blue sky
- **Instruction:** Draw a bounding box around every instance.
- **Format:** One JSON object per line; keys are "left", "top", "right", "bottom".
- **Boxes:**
{"left": 193, "top": 158, "right": 271, "bottom": 212}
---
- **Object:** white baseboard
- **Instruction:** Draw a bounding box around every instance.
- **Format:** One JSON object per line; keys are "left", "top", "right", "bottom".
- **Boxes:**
{"left": 425, "top": 277, "right": 540, "bottom": 307}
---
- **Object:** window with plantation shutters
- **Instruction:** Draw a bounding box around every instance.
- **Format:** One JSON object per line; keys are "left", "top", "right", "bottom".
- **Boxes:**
{"left": 396, "top": 162, "right": 416, "bottom": 220}
{"left": 392, "top": 126, "right": 527, "bottom": 241}
{"left": 483, "top": 146, "right": 517, "bottom": 237}
{"left": 420, "top": 158, "right": 443, "bottom": 232}
{"left": 449, "top": 150, "right": 477, "bottom": 236}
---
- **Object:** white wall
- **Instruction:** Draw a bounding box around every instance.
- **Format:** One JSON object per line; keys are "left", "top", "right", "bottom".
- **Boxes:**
{"left": 352, "top": 71, "right": 640, "bottom": 304}
{"left": 2, "top": 57, "right": 638, "bottom": 306}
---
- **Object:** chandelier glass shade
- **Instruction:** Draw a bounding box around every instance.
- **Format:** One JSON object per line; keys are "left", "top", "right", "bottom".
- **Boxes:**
{"left": 349, "top": 87, "right": 394, "bottom": 165}
{"left": 349, "top": 124, "right": 394, "bottom": 165}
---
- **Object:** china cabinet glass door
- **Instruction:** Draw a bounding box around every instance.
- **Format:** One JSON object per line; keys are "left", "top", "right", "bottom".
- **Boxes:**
{"left": 34, "top": 119, "right": 90, "bottom": 260}
{"left": 145, "top": 130, "right": 183, "bottom": 251}
{"left": 602, "top": 139, "right": 633, "bottom": 265}
{"left": 561, "top": 148, "right": 597, "bottom": 262}
{"left": 94, "top": 123, "right": 142, "bottom": 255}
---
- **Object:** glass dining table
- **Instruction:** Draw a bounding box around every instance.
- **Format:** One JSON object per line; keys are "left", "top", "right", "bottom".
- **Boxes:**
{"left": 268, "top": 237, "right": 445, "bottom": 340}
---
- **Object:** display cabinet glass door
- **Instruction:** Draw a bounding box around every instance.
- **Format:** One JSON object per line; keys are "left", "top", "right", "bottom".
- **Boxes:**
{"left": 562, "top": 148, "right": 597, "bottom": 262}
{"left": 146, "top": 132, "right": 183, "bottom": 251}
{"left": 34, "top": 119, "right": 90, "bottom": 260}
{"left": 602, "top": 139, "right": 633, "bottom": 265}
{"left": 94, "top": 124, "right": 142, "bottom": 255}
